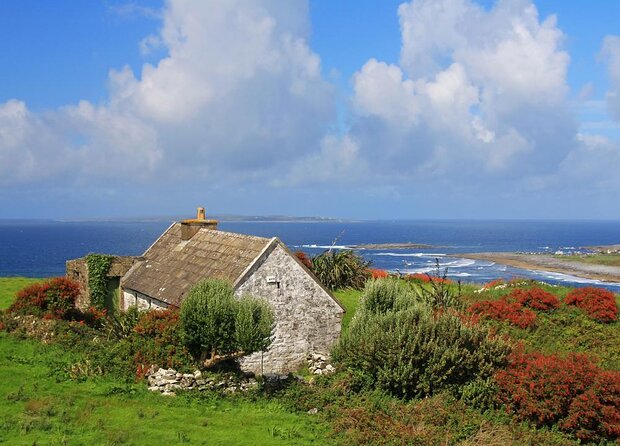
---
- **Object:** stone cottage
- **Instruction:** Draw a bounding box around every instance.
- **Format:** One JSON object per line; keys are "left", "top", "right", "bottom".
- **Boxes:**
{"left": 119, "top": 208, "right": 344, "bottom": 374}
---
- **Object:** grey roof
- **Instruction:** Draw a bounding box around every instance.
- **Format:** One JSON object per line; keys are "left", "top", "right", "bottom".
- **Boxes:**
{"left": 121, "top": 223, "right": 272, "bottom": 306}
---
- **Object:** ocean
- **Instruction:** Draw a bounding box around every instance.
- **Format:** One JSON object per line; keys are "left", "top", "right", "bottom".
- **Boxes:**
{"left": 1, "top": 219, "right": 620, "bottom": 289}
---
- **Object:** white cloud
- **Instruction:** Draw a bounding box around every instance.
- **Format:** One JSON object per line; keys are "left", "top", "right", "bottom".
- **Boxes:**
{"left": 601, "top": 35, "right": 620, "bottom": 121}
{"left": 0, "top": 0, "right": 334, "bottom": 189}
{"left": 348, "top": 0, "right": 574, "bottom": 179}
{"left": 2, "top": 0, "right": 620, "bottom": 218}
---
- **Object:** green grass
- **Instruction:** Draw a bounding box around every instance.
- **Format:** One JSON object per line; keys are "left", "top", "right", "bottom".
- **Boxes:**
{"left": 555, "top": 253, "right": 620, "bottom": 267}
{"left": 0, "top": 277, "right": 335, "bottom": 445}
{"left": 333, "top": 289, "right": 362, "bottom": 331}
{"left": 3, "top": 277, "right": 619, "bottom": 444}
{"left": 0, "top": 332, "right": 334, "bottom": 445}
{"left": 0, "top": 277, "right": 44, "bottom": 310}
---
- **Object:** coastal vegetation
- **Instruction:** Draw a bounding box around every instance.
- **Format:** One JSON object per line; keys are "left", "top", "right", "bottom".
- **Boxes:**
{"left": 1, "top": 274, "right": 619, "bottom": 445}
{"left": 558, "top": 253, "right": 620, "bottom": 267}
{"left": 181, "top": 279, "right": 274, "bottom": 368}
{"left": 303, "top": 249, "right": 370, "bottom": 291}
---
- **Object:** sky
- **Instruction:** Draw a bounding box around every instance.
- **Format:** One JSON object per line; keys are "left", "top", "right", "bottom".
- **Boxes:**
{"left": 1, "top": 0, "right": 620, "bottom": 220}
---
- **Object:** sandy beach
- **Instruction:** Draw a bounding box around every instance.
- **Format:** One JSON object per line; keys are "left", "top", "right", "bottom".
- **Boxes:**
{"left": 458, "top": 252, "right": 620, "bottom": 283}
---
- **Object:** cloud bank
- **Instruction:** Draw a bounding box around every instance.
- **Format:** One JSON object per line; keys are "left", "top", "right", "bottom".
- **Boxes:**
{"left": 0, "top": 0, "right": 619, "bottom": 218}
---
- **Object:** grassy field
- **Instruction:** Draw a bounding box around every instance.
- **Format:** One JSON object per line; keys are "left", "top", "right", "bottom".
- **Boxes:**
{"left": 333, "top": 289, "right": 361, "bottom": 331}
{"left": 2, "top": 277, "right": 619, "bottom": 445}
{"left": 0, "top": 331, "right": 335, "bottom": 445}
{"left": 556, "top": 253, "right": 620, "bottom": 267}
{"left": 0, "top": 277, "right": 43, "bottom": 310}
{"left": 0, "top": 277, "right": 335, "bottom": 445}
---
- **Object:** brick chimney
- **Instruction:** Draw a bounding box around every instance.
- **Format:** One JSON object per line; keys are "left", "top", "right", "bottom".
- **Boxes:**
{"left": 180, "top": 207, "right": 218, "bottom": 240}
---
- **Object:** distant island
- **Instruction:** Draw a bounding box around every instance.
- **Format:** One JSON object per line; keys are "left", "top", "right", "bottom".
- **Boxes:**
{"left": 5, "top": 215, "right": 350, "bottom": 224}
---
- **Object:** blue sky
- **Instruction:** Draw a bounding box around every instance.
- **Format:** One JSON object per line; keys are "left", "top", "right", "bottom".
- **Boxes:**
{"left": 1, "top": 0, "right": 619, "bottom": 219}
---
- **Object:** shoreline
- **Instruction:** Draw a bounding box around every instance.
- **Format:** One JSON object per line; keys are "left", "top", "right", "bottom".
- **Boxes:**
{"left": 351, "top": 242, "right": 434, "bottom": 250}
{"left": 457, "top": 252, "right": 620, "bottom": 283}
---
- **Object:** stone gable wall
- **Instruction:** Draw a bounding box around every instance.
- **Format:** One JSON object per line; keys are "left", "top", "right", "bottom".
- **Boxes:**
{"left": 235, "top": 244, "right": 344, "bottom": 374}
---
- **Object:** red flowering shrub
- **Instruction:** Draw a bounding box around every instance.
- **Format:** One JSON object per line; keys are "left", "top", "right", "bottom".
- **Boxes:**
{"left": 134, "top": 308, "right": 180, "bottom": 337}
{"left": 8, "top": 277, "right": 80, "bottom": 319}
{"left": 483, "top": 278, "right": 505, "bottom": 289}
{"left": 565, "top": 287, "right": 618, "bottom": 323}
{"left": 45, "top": 277, "right": 81, "bottom": 316}
{"left": 132, "top": 308, "right": 191, "bottom": 374}
{"left": 510, "top": 287, "right": 560, "bottom": 311}
{"left": 468, "top": 298, "right": 537, "bottom": 328}
{"left": 80, "top": 306, "right": 107, "bottom": 328}
{"left": 406, "top": 273, "right": 453, "bottom": 285}
{"left": 367, "top": 268, "right": 389, "bottom": 279}
{"left": 496, "top": 351, "right": 620, "bottom": 442}
{"left": 294, "top": 251, "right": 313, "bottom": 270}
{"left": 10, "top": 283, "right": 47, "bottom": 316}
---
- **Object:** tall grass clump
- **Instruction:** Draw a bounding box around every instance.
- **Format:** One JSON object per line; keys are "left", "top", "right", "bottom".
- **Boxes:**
{"left": 311, "top": 250, "right": 370, "bottom": 291}
{"left": 333, "top": 278, "right": 511, "bottom": 399}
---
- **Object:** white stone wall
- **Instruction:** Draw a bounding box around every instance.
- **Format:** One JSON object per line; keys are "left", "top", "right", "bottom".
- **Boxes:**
{"left": 235, "top": 244, "right": 344, "bottom": 374}
{"left": 122, "top": 289, "right": 168, "bottom": 311}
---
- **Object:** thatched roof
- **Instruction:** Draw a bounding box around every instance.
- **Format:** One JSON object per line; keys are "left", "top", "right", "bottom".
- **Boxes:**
{"left": 121, "top": 223, "right": 272, "bottom": 306}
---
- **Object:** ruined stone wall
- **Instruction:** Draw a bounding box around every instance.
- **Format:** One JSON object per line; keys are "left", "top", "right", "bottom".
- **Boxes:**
{"left": 66, "top": 256, "right": 141, "bottom": 310}
{"left": 66, "top": 259, "right": 89, "bottom": 309}
{"left": 235, "top": 244, "right": 344, "bottom": 374}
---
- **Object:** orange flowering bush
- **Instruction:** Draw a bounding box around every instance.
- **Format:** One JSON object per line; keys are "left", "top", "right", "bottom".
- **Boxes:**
{"left": 406, "top": 273, "right": 452, "bottom": 284}
{"left": 367, "top": 268, "right": 389, "bottom": 279}
{"left": 132, "top": 308, "right": 192, "bottom": 374}
{"left": 8, "top": 277, "right": 80, "bottom": 319}
{"left": 294, "top": 251, "right": 313, "bottom": 270}
{"left": 510, "top": 287, "right": 560, "bottom": 311}
{"left": 565, "top": 287, "right": 618, "bottom": 323}
{"left": 468, "top": 298, "right": 537, "bottom": 329}
{"left": 495, "top": 351, "right": 620, "bottom": 442}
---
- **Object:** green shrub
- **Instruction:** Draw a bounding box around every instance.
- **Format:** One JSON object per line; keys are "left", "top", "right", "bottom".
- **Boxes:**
{"left": 180, "top": 279, "right": 274, "bottom": 368}
{"left": 234, "top": 295, "right": 274, "bottom": 354}
{"left": 311, "top": 250, "right": 370, "bottom": 291}
{"left": 333, "top": 279, "right": 511, "bottom": 399}
{"left": 360, "top": 278, "right": 406, "bottom": 315}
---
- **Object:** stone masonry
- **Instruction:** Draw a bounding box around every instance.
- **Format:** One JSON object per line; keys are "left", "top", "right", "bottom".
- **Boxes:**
{"left": 235, "top": 244, "right": 343, "bottom": 374}
{"left": 66, "top": 256, "right": 141, "bottom": 310}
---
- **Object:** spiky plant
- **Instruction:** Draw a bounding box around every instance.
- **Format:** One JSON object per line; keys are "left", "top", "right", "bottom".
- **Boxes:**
{"left": 312, "top": 250, "right": 370, "bottom": 291}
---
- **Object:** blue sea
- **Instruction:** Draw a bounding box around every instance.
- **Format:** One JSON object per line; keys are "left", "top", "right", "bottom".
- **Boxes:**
{"left": 1, "top": 220, "right": 620, "bottom": 290}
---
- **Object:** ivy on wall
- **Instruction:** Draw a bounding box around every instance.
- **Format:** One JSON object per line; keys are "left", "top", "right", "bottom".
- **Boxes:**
{"left": 86, "top": 253, "right": 114, "bottom": 309}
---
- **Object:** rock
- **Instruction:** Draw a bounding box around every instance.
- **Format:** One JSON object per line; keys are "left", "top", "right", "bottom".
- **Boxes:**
{"left": 307, "top": 408, "right": 318, "bottom": 415}
{"left": 193, "top": 370, "right": 202, "bottom": 379}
